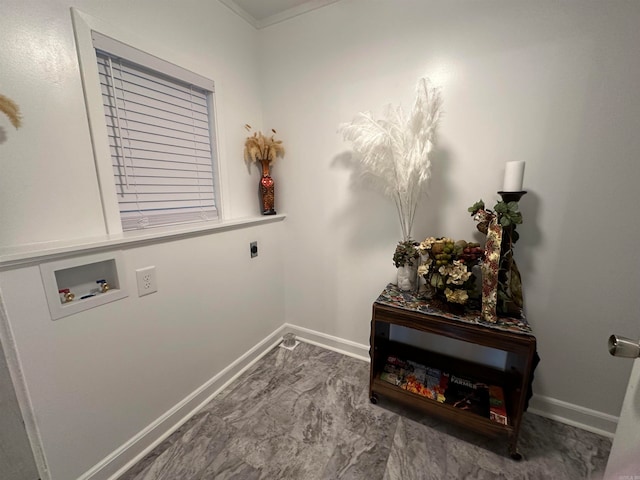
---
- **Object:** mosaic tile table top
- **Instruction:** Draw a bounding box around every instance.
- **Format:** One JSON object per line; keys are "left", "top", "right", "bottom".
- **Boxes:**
{"left": 375, "top": 283, "right": 533, "bottom": 335}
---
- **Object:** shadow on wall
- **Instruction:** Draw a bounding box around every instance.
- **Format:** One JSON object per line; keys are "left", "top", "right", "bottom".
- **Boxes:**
{"left": 329, "top": 150, "right": 393, "bottom": 251}
{"left": 329, "top": 145, "right": 453, "bottom": 250}
{"left": 516, "top": 190, "right": 543, "bottom": 276}
{"left": 0, "top": 127, "right": 6, "bottom": 145}
{"left": 415, "top": 146, "right": 453, "bottom": 240}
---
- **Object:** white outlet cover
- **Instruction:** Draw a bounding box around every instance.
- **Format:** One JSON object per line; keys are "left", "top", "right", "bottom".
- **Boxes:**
{"left": 136, "top": 266, "right": 158, "bottom": 296}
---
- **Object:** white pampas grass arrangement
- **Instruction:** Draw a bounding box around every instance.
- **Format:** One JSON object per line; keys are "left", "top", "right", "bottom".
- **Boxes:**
{"left": 339, "top": 78, "right": 442, "bottom": 241}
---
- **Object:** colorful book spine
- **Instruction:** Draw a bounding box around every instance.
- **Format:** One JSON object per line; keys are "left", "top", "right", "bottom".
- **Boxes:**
{"left": 381, "top": 356, "right": 503, "bottom": 417}
{"left": 444, "top": 375, "right": 490, "bottom": 417}
{"left": 489, "top": 385, "right": 508, "bottom": 425}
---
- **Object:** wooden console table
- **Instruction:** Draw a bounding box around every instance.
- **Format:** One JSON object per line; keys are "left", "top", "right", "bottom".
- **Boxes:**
{"left": 369, "top": 284, "right": 537, "bottom": 459}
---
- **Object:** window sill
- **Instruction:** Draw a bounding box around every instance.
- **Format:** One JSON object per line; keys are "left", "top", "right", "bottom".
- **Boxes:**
{"left": 0, "top": 214, "right": 286, "bottom": 269}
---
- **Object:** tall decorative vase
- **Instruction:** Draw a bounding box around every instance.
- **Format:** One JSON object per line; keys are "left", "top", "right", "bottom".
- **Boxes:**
{"left": 259, "top": 159, "right": 276, "bottom": 215}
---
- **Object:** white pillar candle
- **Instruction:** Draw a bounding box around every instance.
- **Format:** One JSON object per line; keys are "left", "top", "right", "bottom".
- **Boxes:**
{"left": 503, "top": 161, "right": 525, "bottom": 192}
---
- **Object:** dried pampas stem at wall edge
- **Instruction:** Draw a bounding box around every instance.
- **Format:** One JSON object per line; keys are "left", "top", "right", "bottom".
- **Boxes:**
{"left": 0, "top": 94, "right": 22, "bottom": 129}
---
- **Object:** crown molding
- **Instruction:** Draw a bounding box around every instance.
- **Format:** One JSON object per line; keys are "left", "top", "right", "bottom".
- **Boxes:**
{"left": 219, "top": 0, "right": 340, "bottom": 30}
{"left": 218, "top": 0, "right": 258, "bottom": 28}
{"left": 257, "top": 0, "right": 341, "bottom": 29}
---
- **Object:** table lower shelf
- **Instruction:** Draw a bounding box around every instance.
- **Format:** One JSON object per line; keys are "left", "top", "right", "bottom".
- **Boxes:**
{"left": 370, "top": 376, "right": 523, "bottom": 458}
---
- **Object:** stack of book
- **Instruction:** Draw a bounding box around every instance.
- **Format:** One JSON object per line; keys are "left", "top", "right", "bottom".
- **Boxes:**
{"left": 379, "top": 355, "right": 508, "bottom": 425}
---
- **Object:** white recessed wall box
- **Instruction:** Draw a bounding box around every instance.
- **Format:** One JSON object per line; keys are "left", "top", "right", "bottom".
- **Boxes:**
{"left": 39, "top": 251, "right": 128, "bottom": 320}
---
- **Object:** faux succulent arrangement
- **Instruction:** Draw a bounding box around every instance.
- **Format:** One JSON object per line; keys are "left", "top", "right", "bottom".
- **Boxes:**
{"left": 393, "top": 240, "right": 420, "bottom": 268}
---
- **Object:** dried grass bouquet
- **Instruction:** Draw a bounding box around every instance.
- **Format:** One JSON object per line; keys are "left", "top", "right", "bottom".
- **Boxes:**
{"left": 243, "top": 124, "right": 285, "bottom": 165}
{"left": 0, "top": 94, "right": 22, "bottom": 129}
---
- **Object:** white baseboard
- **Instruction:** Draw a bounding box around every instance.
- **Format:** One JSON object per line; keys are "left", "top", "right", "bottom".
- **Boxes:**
{"left": 80, "top": 324, "right": 617, "bottom": 480}
{"left": 284, "top": 323, "right": 370, "bottom": 362}
{"left": 527, "top": 394, "right": 618, "bottom": 438}
{"left": 80, "top": 323, "right": 369, "bottom": 480}
{"left": 81, "top": 324, "right": 287, "bottom": 480}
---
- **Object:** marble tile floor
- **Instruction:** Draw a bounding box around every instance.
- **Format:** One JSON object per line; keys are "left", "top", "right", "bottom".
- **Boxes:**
{"left": 118, "top": 342, "right": 612, "bottom": 480}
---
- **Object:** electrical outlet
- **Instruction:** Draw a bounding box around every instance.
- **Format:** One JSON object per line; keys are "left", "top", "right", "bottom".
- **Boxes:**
{"left": 250, "top": 241, "right": 258, "bottom": 258}
{"left": 136, "top": 266, "right": 158, "bottom": 296}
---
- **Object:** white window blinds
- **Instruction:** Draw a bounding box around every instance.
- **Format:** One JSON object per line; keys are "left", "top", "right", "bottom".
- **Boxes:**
{"left": 93, "top": 34, "right": 219, "bottom": 231}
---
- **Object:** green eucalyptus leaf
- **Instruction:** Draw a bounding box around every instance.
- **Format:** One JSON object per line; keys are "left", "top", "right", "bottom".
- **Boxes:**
{"left": 468, "top": 200, "right": 485, "bottom": 215}
{"left": 511, "top": 212, "right": 523, "bottom": 224}
{"left": 494, "top": 202, "right": 507, "bottom": 214}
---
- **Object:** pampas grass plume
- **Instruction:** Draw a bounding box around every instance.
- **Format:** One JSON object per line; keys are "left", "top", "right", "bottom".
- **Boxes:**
{"left": 339, "top": 78, "right": 442, "bottom": 241}
{"left": 0, "top": 94, "right": 22, "bottom": 129}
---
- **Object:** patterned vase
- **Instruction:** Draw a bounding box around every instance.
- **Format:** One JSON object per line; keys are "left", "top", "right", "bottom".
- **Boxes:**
{"left": 259, "top": 159, "right": 276, "bottom": 215}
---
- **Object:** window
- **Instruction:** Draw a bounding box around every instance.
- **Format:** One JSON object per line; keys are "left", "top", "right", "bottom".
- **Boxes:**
{"left": 92, "top": 32, "right": 219, "bottom": 231}
{"left": 72, "top": 8, "right": 221, "bottom": 234}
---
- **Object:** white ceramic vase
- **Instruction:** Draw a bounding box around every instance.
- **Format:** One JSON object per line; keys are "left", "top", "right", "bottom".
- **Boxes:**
{"left": 397, "top": 262, "right": 418, "bottom": 292}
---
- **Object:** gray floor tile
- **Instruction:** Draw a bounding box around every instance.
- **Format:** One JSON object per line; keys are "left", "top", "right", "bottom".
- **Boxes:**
{"left": 118, "top": 341, "right": 612, "bottom": 480}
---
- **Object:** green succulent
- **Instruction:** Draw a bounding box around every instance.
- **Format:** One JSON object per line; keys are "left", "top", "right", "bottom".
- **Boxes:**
{"left": 393, "top": 240, "right": 420, "bottom": 268}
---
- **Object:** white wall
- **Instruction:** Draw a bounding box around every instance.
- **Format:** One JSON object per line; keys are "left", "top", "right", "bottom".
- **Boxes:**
{"left": 0, "top": 225, "right": 284, "bottom": 480}
{"left": 259, "top": 0, "right": 640, "bottom": 419}
{"left": 0, "top": 1, "right": 285, "bottom": 479}
{"left": 0, "top": 0, "right": 265, "bottom": 247}
{"left": 3, "top": 1, "right": 640, "bottom": 478}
